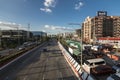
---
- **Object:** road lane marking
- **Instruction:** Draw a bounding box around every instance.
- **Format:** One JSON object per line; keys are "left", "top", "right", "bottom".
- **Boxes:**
{"left": 59, "top": 72, "right": 63, "bottom": 80}
{"left": 43, "top": 75, "right": 45, "bottom": 80}
{"left": 23, "top": 75, "right": 28, "bottom": 80}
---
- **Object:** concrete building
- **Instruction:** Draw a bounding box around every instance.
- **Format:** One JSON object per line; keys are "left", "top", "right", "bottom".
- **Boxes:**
{"left": 1, "top": 30, "right": 30, "bottom": 39}
{"left": 31, "top": 31, "right": 47, "bottom": 41}
{"left": 93, "top": 11, "right": 120, "bottom": 38}
{"left": 92, "top": 11, "right": 113, "bottom": 38}
{"left": 82, "top": 16, "right": 92, "bottom": 43}
{"left": 82, "top": 11, "right": 120, "bottom": 43}
{"left": 75, "top": 29, "right": 81, "bottom": 38}
{"left": 0, "top": 30, "right": 33, "bottom": 48}
{"left": 98, "top": 37, "right": 120, "bottom": 48}
{"left": 112, "top": 16, "right": 120, "bottom": 37}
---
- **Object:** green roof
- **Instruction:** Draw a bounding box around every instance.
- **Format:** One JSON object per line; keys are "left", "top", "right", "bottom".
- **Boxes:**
{"left": 73, "top": 49, "right": 81, "bottom": 56}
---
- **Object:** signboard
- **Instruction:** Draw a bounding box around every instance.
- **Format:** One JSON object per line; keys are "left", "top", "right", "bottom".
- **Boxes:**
{"left": 97, "top": 11, "right": 107, "bottom": 16}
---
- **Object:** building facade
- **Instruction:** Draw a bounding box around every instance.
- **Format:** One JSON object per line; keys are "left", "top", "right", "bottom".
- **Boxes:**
{"left": 75, "top": 29, "right": 81, "bottom": 38}
{"left": 82, "top": 16, "right": 92, "bottom": 43}
{"left": 92, "top": 11, "right": 114, "bottom": 38}
{"left": 1, "top": 30, "right": 32, "bottom": 39}
{"left": 0, "top": 30, "right": 33, "bottom": 48}
{"left": 31, "top": 31, "right": 47, "bottom": 41}
{"left": 112, "top": 16, "right": 120, "bottom": 37}
{"left": 82, "top": 11, "right": 120, "bottom": 43}
{"left": 98, "top": 37, "right": 120, "bottom": 48}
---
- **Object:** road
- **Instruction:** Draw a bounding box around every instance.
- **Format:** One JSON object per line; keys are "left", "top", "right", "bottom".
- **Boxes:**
{"left": 0, "top": 39, "right": 78, "bottom": 80}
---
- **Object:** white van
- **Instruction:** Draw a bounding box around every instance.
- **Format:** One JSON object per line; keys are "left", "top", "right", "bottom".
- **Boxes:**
{"left": 82, "top": 58, "right": 106, "bottom": 74}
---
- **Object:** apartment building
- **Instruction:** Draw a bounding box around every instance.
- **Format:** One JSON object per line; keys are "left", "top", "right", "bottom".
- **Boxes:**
{"left": 82, "top": 11, "right": 120, "bottom": 43}
{"left": 112, "top": 16, "right": 120, "bottom": 37}
{"left": 82, "top": 16, "right": 92, "bottom": 43}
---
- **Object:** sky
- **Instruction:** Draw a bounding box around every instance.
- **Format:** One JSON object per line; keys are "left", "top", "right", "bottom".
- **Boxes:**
{"left": 0, "top": 0, "right": 120, "bottom": 34}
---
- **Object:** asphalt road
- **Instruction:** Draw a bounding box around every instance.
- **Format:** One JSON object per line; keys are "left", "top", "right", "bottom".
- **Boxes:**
{"left": 0, "top": 39, "right": 78, "bottom": 80}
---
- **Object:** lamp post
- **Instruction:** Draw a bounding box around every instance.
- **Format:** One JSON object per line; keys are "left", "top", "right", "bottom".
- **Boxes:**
{"left": 80, "top": 28, "right": 83, "bottom": 66}
{"left": 27, "top": 23, "right": 30, "bottom": 41}
{"left": 68, "top": 23, "right": 83, "bottom": 66}
{"left": 19, "top": 24, "right": 30, "bottom": 42}
{"left": 0, "top": 28, "right": 2, "bottom": 47}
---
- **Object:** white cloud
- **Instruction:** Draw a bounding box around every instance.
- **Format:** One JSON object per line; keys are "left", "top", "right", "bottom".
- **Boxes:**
{"left": 42, "top": 30, "right": 46, "bottom": 32}
{"left": 40, "top": 0, "right": 57, "bottom": 13}
{"left": 0, "top": 21, "right": 24, "bottom": 30}
{"left": 44, "top": 25, "right": 50, "bottom": 28}
{"left": 44, "top": 0, "right": 56, "bottom": 7}
{"left": 40, "top": 8, "right": 52, "bottom": 13}
{"left": 44, "top": 25, "right": 73, "bottom": 31}
{"left": 75, "top": 1, "right": 84, "bottom": 10}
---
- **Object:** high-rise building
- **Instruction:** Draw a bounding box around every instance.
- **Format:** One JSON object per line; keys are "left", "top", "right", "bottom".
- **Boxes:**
{"left": 82, "top": 11, "right": 120, "bottom": 43}
{"left": 112, "top": 16, "right": 120, "bottom": 37}
{"left": 82, "top": 16, "right": 92, "bottom": 43}
{"left": 92, "top": 11, "right": 114, "bottom": 38}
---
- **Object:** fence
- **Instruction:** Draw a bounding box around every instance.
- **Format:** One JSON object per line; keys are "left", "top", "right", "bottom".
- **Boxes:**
{"left": 58, "top": 42, "right": 94, "bottom": 80}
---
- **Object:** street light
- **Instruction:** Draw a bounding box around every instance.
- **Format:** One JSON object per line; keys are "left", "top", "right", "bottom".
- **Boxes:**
{"left": 68, "top": 23, "right": 83, "bottom": 66}
{"left": 19, "top": 23, "right": 30, "bottom": 42}
{"left": 0, "top": 28, "right": 2, "bottom": 47}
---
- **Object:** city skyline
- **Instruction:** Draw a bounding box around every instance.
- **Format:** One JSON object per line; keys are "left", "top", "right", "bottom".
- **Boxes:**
{"left": 0, "top": 0, "right": 120, "bottom": 34}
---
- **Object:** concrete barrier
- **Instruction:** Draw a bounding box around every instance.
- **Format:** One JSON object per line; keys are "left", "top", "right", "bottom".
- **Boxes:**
{"left": 58, "top": 42, "right": 82, "bottom": 80}
{"left": 74, "top": 62, "right": 78, "bottom": 68}
{"left": 76, "top": 65, "right": 81, "bottom": 71}
{"left": 58, "top": 42, "right": 94, "bottom": 80}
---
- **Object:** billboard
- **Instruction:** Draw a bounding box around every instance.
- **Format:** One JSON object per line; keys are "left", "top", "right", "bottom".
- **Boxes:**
{"left": 97, "top": 11, "right": 107, "bottom": 16}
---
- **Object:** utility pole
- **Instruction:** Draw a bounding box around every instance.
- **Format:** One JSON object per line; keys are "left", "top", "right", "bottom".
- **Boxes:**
{"left": 93, "top": 18, "right": 97, "bottom": 45}
{"left": 69, "top": 23, "right": 83, "bottom": 66}
{"left": 27, "top": 23, "right": 30, "bottom": 41}
{"left": 17, "top": 27, "right": 20, "bottom": 46}
{"left": 0, "top": 28, "right": 2, "bottom": 47}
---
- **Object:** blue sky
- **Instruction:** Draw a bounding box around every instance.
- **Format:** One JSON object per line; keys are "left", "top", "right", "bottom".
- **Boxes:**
{"left": 0, "top": 0, "right": 120, "bottom": 34}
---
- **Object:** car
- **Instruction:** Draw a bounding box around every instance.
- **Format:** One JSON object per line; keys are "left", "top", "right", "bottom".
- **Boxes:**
{"left": 82, "top": 58, "right": 106, "bottom": 73}
{"left": 107, "top": 73, "right": 120, "bottom": 80}
{"left": 18, "top": 47, "right": 25, "bottom": 50}
{"left": 112, "top": 63, "right": 120, "bottom": 72}
{"left": 91, "top": 65, "right": 115, "bottom": 75}
{"left": 43, "top": 48, "right": 47, "bottom": 52}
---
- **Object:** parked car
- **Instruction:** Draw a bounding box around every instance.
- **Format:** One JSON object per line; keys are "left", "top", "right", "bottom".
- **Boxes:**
{"left": 112, "top": 63, "right": 120, "bottom": 72}
{"left": 107, "top": 73, "right": 120, "bottom": 80}
{"left": 18, "top": 46, "right": 25, "bottom": 50}
{"left": 91, "top": 65, "right": 115, "bottom": 75}
{"left": 43, "top": 48, "right": 47, "bottom": 52}
{"left": 82, "top": 58, "right": 106, "bottom": 74}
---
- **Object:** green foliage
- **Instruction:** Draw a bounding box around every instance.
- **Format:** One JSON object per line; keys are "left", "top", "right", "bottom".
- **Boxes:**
{"left": 59, "top": 38, "right": 69, "bottom": 49}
